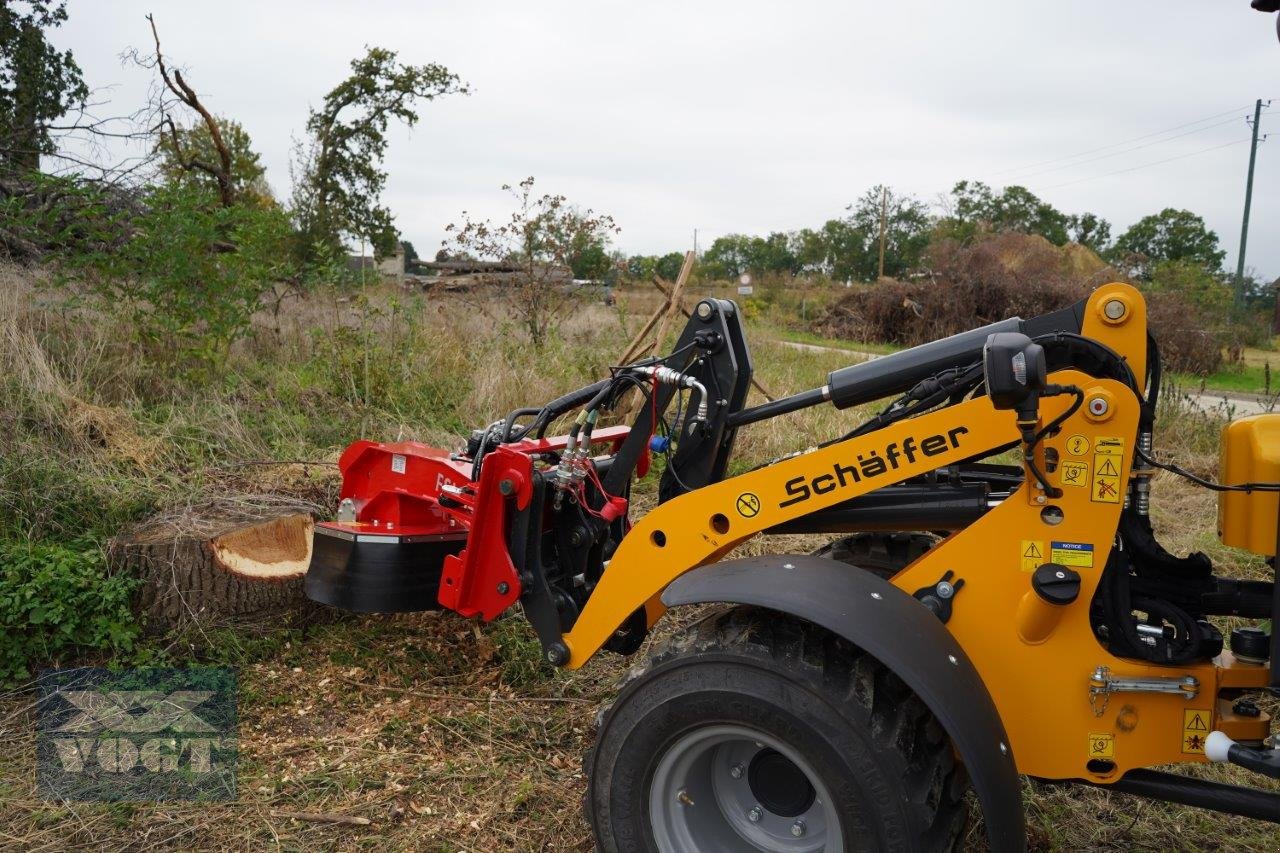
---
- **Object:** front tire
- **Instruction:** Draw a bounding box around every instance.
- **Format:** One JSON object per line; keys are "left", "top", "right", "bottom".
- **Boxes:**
{"left": 586, "top": 607, "right": 969, "bottom": 852}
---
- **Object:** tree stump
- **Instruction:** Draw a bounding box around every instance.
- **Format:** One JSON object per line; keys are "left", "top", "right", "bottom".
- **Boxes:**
{"left": 110, "top": 496, "right": 329, "bottom": 631}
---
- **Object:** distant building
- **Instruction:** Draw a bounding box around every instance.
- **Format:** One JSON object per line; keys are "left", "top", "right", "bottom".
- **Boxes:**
{"left": 377, "top": 242, "right": 406, "bottom": 276}
{"left": 346, "top": 241, "right": 406, "bottom": 278}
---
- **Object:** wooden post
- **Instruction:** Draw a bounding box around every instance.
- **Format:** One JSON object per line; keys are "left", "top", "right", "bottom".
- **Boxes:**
{"left": 649, "top": 251, "right": 695, "bottom": 356}
{"left": 877, "top": 186, "right": 889, "bottom": 280}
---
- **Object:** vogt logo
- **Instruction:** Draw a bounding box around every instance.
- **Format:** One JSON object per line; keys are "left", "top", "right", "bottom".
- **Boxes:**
{"left": 37, "top": 668, "right": 236, "bottom": 800}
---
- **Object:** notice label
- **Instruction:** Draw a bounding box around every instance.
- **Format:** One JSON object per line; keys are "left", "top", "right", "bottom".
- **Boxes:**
{"left": 1088, "top": 732, "right": 1114, "bottom": 759}
{"left": 391, "top": 453, "right": 407, "bottom": 474}
{"left": 1051, "top": 541, "right": 1095, "bottom": 568}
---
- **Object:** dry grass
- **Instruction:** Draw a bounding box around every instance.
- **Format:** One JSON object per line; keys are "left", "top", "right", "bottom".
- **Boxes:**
{"left": 0, "top": 268, "right": 1278, "bottom": 850}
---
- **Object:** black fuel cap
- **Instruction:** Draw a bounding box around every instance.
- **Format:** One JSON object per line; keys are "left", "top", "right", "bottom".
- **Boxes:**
{"left": 1032, "top": 563, "right": 1080, "bottom": 605}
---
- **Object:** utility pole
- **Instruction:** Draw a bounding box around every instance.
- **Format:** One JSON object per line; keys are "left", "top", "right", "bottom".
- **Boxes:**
{"left": 1235, "top": 98, "right": 1268, "bottom": 307}
{"left": 877, "top": 186, "right": 889, "bottom": 280}
{"left": 693, "top": 228, "right": 698, "bottom": 258}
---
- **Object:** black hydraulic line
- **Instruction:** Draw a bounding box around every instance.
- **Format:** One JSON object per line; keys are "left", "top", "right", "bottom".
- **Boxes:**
{"left": 1221, "top": 741, "right": 1280, "bottom": 780}
{"left": 765, "top": 483, "right": 993, "bottom": 535}
{"left": 500, "top": 407, "right": 542, "bottom": 442}
{"left": 727, "top": 386, "right": 829, "bottom": 428}
{"left": 1071, "top": 768, "right": 1280, "bottom": 824}
{"left": 529, "top": 378, "right": 613, "bottom": 438}
{"left": 826, "top": 318, "right": 1024, "bottom": 410}
{"left": 730, "top": 301, "right": 1090, "bottom": 429}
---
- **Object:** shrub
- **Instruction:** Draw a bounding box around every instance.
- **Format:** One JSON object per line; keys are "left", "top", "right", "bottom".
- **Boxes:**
{"left": 77, "top": 182, "right": 296, "bottom": 370}
{"left": 814, "top": 233, "right": 1231, "bottom": 376}
{"left": 0, "top": 538, "right": 139, "bottom": 683}
{"left": 1145, "top": 292, "right": 1225, "bottom": 375}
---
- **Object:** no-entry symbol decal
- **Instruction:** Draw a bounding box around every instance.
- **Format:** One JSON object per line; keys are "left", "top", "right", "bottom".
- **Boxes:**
{"left": 736, "top": 492, "right": 761, "bottom": 518}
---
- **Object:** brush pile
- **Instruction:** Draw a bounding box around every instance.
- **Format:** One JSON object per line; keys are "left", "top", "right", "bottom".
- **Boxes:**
{"left": 815, "top": 233, "right": 1226, "bottom": 374}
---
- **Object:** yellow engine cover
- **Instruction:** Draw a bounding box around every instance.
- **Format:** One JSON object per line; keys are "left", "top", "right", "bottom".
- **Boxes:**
{"left": 1219, "top": 414, "right": 1280, "bottom": 556}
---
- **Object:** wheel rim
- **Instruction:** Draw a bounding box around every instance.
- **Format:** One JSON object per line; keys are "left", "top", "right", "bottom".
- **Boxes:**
{"left": 648, "top": 724, "right": 844, "bottom": 853}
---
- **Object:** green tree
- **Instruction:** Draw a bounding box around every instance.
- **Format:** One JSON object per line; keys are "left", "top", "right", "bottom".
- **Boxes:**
{"left": 569, "top": 239, "right": 611, "bottom": 280}
{"left": 1111, "top": 208, "right": 1225, "bottom": 278}
{"left": 790, "top": 227, "right": 825, "bottom": 274}
{"left": 556, "top": 209, "right": 616, "bottom": 280}
{"left": 702, "top": 232, "right": 798, "bottom": 278}
{"left": 847, "top": 185, "right": 930, "bottom": 279}
{"left": 820, "top": 218, "right": 871, "bottom": 281}
{"left": 157, "top": 116, "right": 271, "bottom": 205}
{"left": 0, "top": 0, "right": 87, "bottom": 170}
{"left": 944, "top": 180, "right": 1073, "bottom": 245}
{"left": 1144, "top": 259, "right": 1232, "bottom": 314}
{"left": 294, "top": 47, "right": 467, "bottom": 263}
{"left": 655, "top": 251, "right": 685, "bottom": 281}
{"left": 626, "top": 254, "right": 657, "bottom": 280}
{"left": 1068, "top": 211, "right": 1112, "bottom": 252}
{"left": 702, "top": 234, "right": 753, "bottom": 279}
{"left": 789, "top": 220, "right": 870, "bottom": 280}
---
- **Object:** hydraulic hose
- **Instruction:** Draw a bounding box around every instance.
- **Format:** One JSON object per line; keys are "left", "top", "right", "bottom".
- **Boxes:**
{"left": 1205, "top": 732, "right": 1280, "bottom": 780}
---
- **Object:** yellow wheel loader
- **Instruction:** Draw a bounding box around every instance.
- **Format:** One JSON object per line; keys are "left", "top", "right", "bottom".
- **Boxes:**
{"left": 305, "top": 282, "right": 1280, "bottom": 850}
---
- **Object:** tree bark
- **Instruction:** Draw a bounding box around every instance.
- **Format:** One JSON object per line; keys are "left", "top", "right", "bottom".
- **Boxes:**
{"left": 109, "top": 498, "right": 327, "bottom": 631}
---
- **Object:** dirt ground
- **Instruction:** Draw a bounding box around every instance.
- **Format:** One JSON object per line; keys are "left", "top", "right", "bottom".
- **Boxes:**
{"left": 3, "top": 499, "right": 1279, "bottom": 852}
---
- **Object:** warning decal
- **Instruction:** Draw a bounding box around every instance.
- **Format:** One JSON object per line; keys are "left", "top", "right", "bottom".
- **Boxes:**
{"left": 1051, "top": 541, "right": 1095, "bottom": 568}
{"left": 735, "top": 492, "right": 761, "bottom": 518}
{"left": 1094, "top": 437, "right": 1123, "bottom": 456}
{"left": 1060, "top": 460, "right": 1089, "bottom": 488}
{"left": 1020, "top": 540, "right": 1045, "bottom": 572}
{"left": 1088, "top": 732, "right": 1114, "bottom": 759}
{"left": 1182, "top": 709, "right": 1210, "bottom": 754}
{"left": 1090, "top": 436, "right": 1124, "bottom": 504}
{"left": 1066, "top": 434, "right": 1090, "bottom": 456}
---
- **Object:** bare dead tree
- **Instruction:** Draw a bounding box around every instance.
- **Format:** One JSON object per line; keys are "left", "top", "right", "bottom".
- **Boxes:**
{"left": 145, "top": 13, "right": 235, "bottom": 207}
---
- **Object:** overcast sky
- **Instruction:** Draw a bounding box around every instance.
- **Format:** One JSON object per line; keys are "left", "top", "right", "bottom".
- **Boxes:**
{"left": 53, "top": 1, "right": 1280, "bottom": 279}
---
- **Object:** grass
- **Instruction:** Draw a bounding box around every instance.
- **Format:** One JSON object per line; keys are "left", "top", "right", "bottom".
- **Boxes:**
{"left": 1, "top": 263, "right": 1278, "bottom": 849}
{"left": 1173, "top": 360, "right": 1276, "bottom": 396}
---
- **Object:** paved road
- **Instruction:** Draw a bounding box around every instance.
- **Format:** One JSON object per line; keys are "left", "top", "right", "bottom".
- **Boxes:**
{"left": 779, "top": 339, "right": 1276, "bottom": 418}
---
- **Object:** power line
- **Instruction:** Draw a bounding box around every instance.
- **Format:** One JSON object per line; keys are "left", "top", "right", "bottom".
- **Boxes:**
{"left": 992, "top": 104, "right": 1254, "bottom": 177}
{"left": 1036, "top": 138, "right": 1251, "bottom": 191}
{"left": 1005, "top": 115, "right": 1245, "bottom": 181}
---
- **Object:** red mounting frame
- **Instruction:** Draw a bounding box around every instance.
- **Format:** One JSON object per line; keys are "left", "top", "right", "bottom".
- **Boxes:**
{"left": 317, "top": 426, "right": 631, "bottom": 620}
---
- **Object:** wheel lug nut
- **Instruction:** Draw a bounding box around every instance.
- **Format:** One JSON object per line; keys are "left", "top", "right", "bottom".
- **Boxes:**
{"left": 747, "top": 805, "right": 762, "bottom": 822}
{"left": 729, "top": 763, "right": 744, "bottom": 779}
{"left": 791, "top": 819, "right": 806, "bottom": 837}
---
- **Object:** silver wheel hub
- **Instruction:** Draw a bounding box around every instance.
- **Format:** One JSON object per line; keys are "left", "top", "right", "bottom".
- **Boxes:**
{"left": 649, "top": 724, "right": 843, "bottom": 852}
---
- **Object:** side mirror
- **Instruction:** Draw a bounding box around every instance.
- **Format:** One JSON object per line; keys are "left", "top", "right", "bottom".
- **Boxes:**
{"left": 983, "top": 332, "right": 1047, "bottom": 411}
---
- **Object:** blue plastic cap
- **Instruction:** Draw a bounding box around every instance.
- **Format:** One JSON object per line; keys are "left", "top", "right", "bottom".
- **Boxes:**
{"left": 648, "top": 435, "right": 671, "bottom": 453}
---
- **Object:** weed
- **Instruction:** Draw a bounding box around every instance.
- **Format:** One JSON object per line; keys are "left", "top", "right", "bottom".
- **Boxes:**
{"left": 0, "top": 538, "right": 137, "bottom": 682}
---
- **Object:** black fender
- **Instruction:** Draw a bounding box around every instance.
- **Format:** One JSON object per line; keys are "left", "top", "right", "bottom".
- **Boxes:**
{"left": 661, "top": 554, "right": 1026, "bottom": 853}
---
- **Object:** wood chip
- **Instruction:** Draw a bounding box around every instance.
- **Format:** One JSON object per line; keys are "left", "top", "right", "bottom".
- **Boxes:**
{"left": 274, "top": 811, "right": 372, "bottom": 827}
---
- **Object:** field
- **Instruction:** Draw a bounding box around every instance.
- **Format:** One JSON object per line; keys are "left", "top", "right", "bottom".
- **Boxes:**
{"left": 1, "top": 267, "right": 1278, "bottom": 851}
